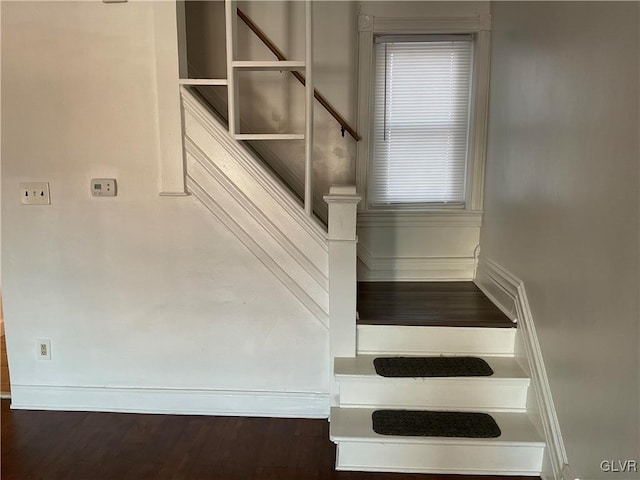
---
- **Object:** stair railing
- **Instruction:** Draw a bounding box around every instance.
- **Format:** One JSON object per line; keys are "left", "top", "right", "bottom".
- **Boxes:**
{"left": 227, "top": 1, "right": 316, "bottom": 215}
{"left": 237, "top": 8, "right": 361, "bottom": 142}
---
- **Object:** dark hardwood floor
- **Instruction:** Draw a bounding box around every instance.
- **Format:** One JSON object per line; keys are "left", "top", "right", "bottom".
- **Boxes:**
{"left": 1, "top": 400, "right": 538, "bottom": 480}
{"left": 357, "top": 282, "right": 513, "bottom": 328}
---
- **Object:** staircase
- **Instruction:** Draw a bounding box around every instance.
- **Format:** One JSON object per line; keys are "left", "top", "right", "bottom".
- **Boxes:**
{"left": 182, "top": 87, "right": 548, "bottom": 473}
{"left": 178, "top": 2, "right": 546, "bottom": 477}
{"left": 329, "top": 283, "right": 545, "bottom": 476}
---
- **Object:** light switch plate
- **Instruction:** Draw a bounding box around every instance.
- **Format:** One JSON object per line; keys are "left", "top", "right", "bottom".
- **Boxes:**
{"left": 21, "top": 182, "right": 50, "bottom": 205}
{"left": 91, "top": 178, "right": 117, "bottom": 197}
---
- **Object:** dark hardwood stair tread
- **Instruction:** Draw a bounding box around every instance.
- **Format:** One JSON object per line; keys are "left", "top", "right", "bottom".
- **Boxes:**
{"left": 357, "top": 281, "right": 514, "bottom": 328}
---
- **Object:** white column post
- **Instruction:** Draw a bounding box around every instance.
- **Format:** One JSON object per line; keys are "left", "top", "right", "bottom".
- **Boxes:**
{"left": 304, "top": 0, "right": 314, "bottom": 216}
{"left": 324, "top": 186, "right": 361, "bottom": 361}
{"left": 176, "top": 0, "right": 188, "bottom": 79}
{"left": 225, "top": 0, "right": 239, "bottom": 136}
{"left": 153, "top": 1, "right": 188, "bottom": 195}
{"left": 325, "top": 185, "right": 360, "bottom": 408}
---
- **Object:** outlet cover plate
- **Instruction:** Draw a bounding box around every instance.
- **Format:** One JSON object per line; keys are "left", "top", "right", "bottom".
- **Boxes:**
{"left": 21, "top": 182, "right": 50, "bottom": 205}
{"left": 37, "top": 339, "right": 51, "bottom": 360}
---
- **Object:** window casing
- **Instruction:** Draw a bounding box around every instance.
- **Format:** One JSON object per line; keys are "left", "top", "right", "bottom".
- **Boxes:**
{"left": 370, "top": 36, "right": 473, "bottom": 208}
{"left": 355, "top": 15, "right": 491, "bottom": 216}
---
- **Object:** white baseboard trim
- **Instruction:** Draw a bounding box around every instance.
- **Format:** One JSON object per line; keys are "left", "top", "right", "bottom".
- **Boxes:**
{"left": 9, "top": 385, "right": 330, "bottom": 418}
{"left": 474, "top": 256, "right": 571, "bottom": 480}
{"left": 336, "top": 465, "right": 540, "bottom": 477}
{"left": 357, "top": 245, "right": 475, "bottom": 281}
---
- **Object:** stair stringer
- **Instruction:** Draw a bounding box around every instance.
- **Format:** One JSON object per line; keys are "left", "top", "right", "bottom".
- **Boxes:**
{"left": 181, "top": 87, "right": 329, "bottom": 326}
{"left": 188, "top": 80, "right": 330, "bottom": 223}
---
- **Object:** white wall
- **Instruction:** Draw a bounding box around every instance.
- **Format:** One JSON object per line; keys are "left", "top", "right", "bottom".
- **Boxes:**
{"left": 1, "top": 1, "right": 328, "bottom": 416}
{"left": 359, "top": 1, "right": 488, "bottom": 18}
{"left": 0, "top": 0, "right": 3, "bottom": 336}
{"left": 482, "top": 3, "right": 639, "bottom": 478}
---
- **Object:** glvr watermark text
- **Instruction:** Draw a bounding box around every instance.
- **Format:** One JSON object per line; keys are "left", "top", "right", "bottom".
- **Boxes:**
{"left": 600, "top": 460, "right": 638, "bottom": 473}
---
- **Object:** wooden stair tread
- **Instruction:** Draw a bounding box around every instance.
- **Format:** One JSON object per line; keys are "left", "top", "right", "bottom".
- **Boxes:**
{"left": 357, "top": 281, "right": 514, "bottom": 328}
{"left": 330, "top": 407, "right": 544, "bottom": 446}
{"left": 335, "top": 354, "right": 529, "bottom": 381}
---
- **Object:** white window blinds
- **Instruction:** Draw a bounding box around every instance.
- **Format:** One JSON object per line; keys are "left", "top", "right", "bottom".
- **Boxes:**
{"left": 370, "top": 36, "right": 473, "bottom": 206}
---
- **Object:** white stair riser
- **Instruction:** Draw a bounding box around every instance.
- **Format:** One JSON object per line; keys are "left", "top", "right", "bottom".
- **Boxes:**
{"left": 338, "top": 379, "right": 529, "bottom": 412}
{"left": 336, "top": 442, "right": 544, "bottom": 475}
{"left": 357, "top": 326, "right": 515, "bottom": 356}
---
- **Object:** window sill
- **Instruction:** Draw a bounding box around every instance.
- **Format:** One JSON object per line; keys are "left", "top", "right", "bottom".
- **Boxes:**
{"left": 357, "top": 210, "right": 483, "bottom": 227}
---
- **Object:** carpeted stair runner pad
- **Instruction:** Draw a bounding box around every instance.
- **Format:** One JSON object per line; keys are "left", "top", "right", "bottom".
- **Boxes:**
{"left": 372, "top": 410, "right": 502, "bottom": 438}
{"left": 373, "top": 356, "right": 494, "bottom": 377}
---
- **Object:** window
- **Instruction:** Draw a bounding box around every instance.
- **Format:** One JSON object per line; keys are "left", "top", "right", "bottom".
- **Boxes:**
{"left": 369, "top": 35, "right": 474, "bottom": 208}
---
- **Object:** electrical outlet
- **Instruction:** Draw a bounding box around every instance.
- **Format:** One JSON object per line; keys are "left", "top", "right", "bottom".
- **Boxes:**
{"left": 37, "top": 339, "right": 51, "bottom": 360}
{"left": 21, "top": 182, "right": 50, "bottom": 205}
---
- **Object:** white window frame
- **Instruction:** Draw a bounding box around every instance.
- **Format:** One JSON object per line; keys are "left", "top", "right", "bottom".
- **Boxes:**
{"left": 355, "top": 14, "right": 491, "bottom": 218}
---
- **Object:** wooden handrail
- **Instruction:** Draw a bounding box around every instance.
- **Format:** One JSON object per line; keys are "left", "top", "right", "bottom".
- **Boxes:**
{"left": 237, "top": 8, "right": 361, "bottom": 142}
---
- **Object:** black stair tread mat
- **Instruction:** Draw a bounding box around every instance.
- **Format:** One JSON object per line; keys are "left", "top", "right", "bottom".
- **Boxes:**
{"left": 373, "top": 356, "right": 494, "bottom": 377}
{"left": 372, "top": 410, "right": 502, "bottom": 438}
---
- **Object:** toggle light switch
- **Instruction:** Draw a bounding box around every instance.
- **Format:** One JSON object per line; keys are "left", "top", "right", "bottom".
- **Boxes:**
{"left": 20, "top": 182, "right": 50, "bottom": 205}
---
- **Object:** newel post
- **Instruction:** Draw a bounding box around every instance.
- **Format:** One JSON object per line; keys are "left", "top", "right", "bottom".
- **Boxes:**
{"left": 324, "top": 185, "right": 361, "bottom": 360}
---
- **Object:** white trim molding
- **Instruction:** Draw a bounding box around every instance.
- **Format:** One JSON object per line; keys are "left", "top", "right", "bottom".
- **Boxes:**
{"left": 372, "top": 17, "right": 482, "bottom": 34}
{"left": 357, "top": 211, "right": 482, "bottom": 228}
{"left": 358, "top": 245, "right": 475, "bottom": 282}
{"left": 474, "top": 256, "right": 572, "bottom": 480}
{"left": 355, "top": 14, "right": 491, "bottom": 214}
{"left": 10, "top": 385, "right": 329, "bottom": 418}
{"left": 181, "top": 87, "right": 330, "bottom": 326}
{"left": 186, "top": 171, "right": 328, "bottom": 327}
{"left": 185, "top": 77, "right": 329, "bottom": 222}
{"left": 182, "top": 88, "right": 327, "bottom": 248}
{"left": 325, "top": 186, "right": 361, "bottom": 361}
{"left": 325, "top": 186, "right": 361, "bottom": 407}
{"left": 468, "top": 29, "right": 491, "bottom": 211}
{"left": 153, "top": 1, "right": 188, "bottom": 196}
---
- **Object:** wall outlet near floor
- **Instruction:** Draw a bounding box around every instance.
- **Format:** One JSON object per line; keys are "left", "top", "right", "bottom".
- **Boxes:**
{"left": 37, "top": 339, "right": 51, "bottom": 360}
{"left": 21, "top": 182, "right": 50, "bottom": 205}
